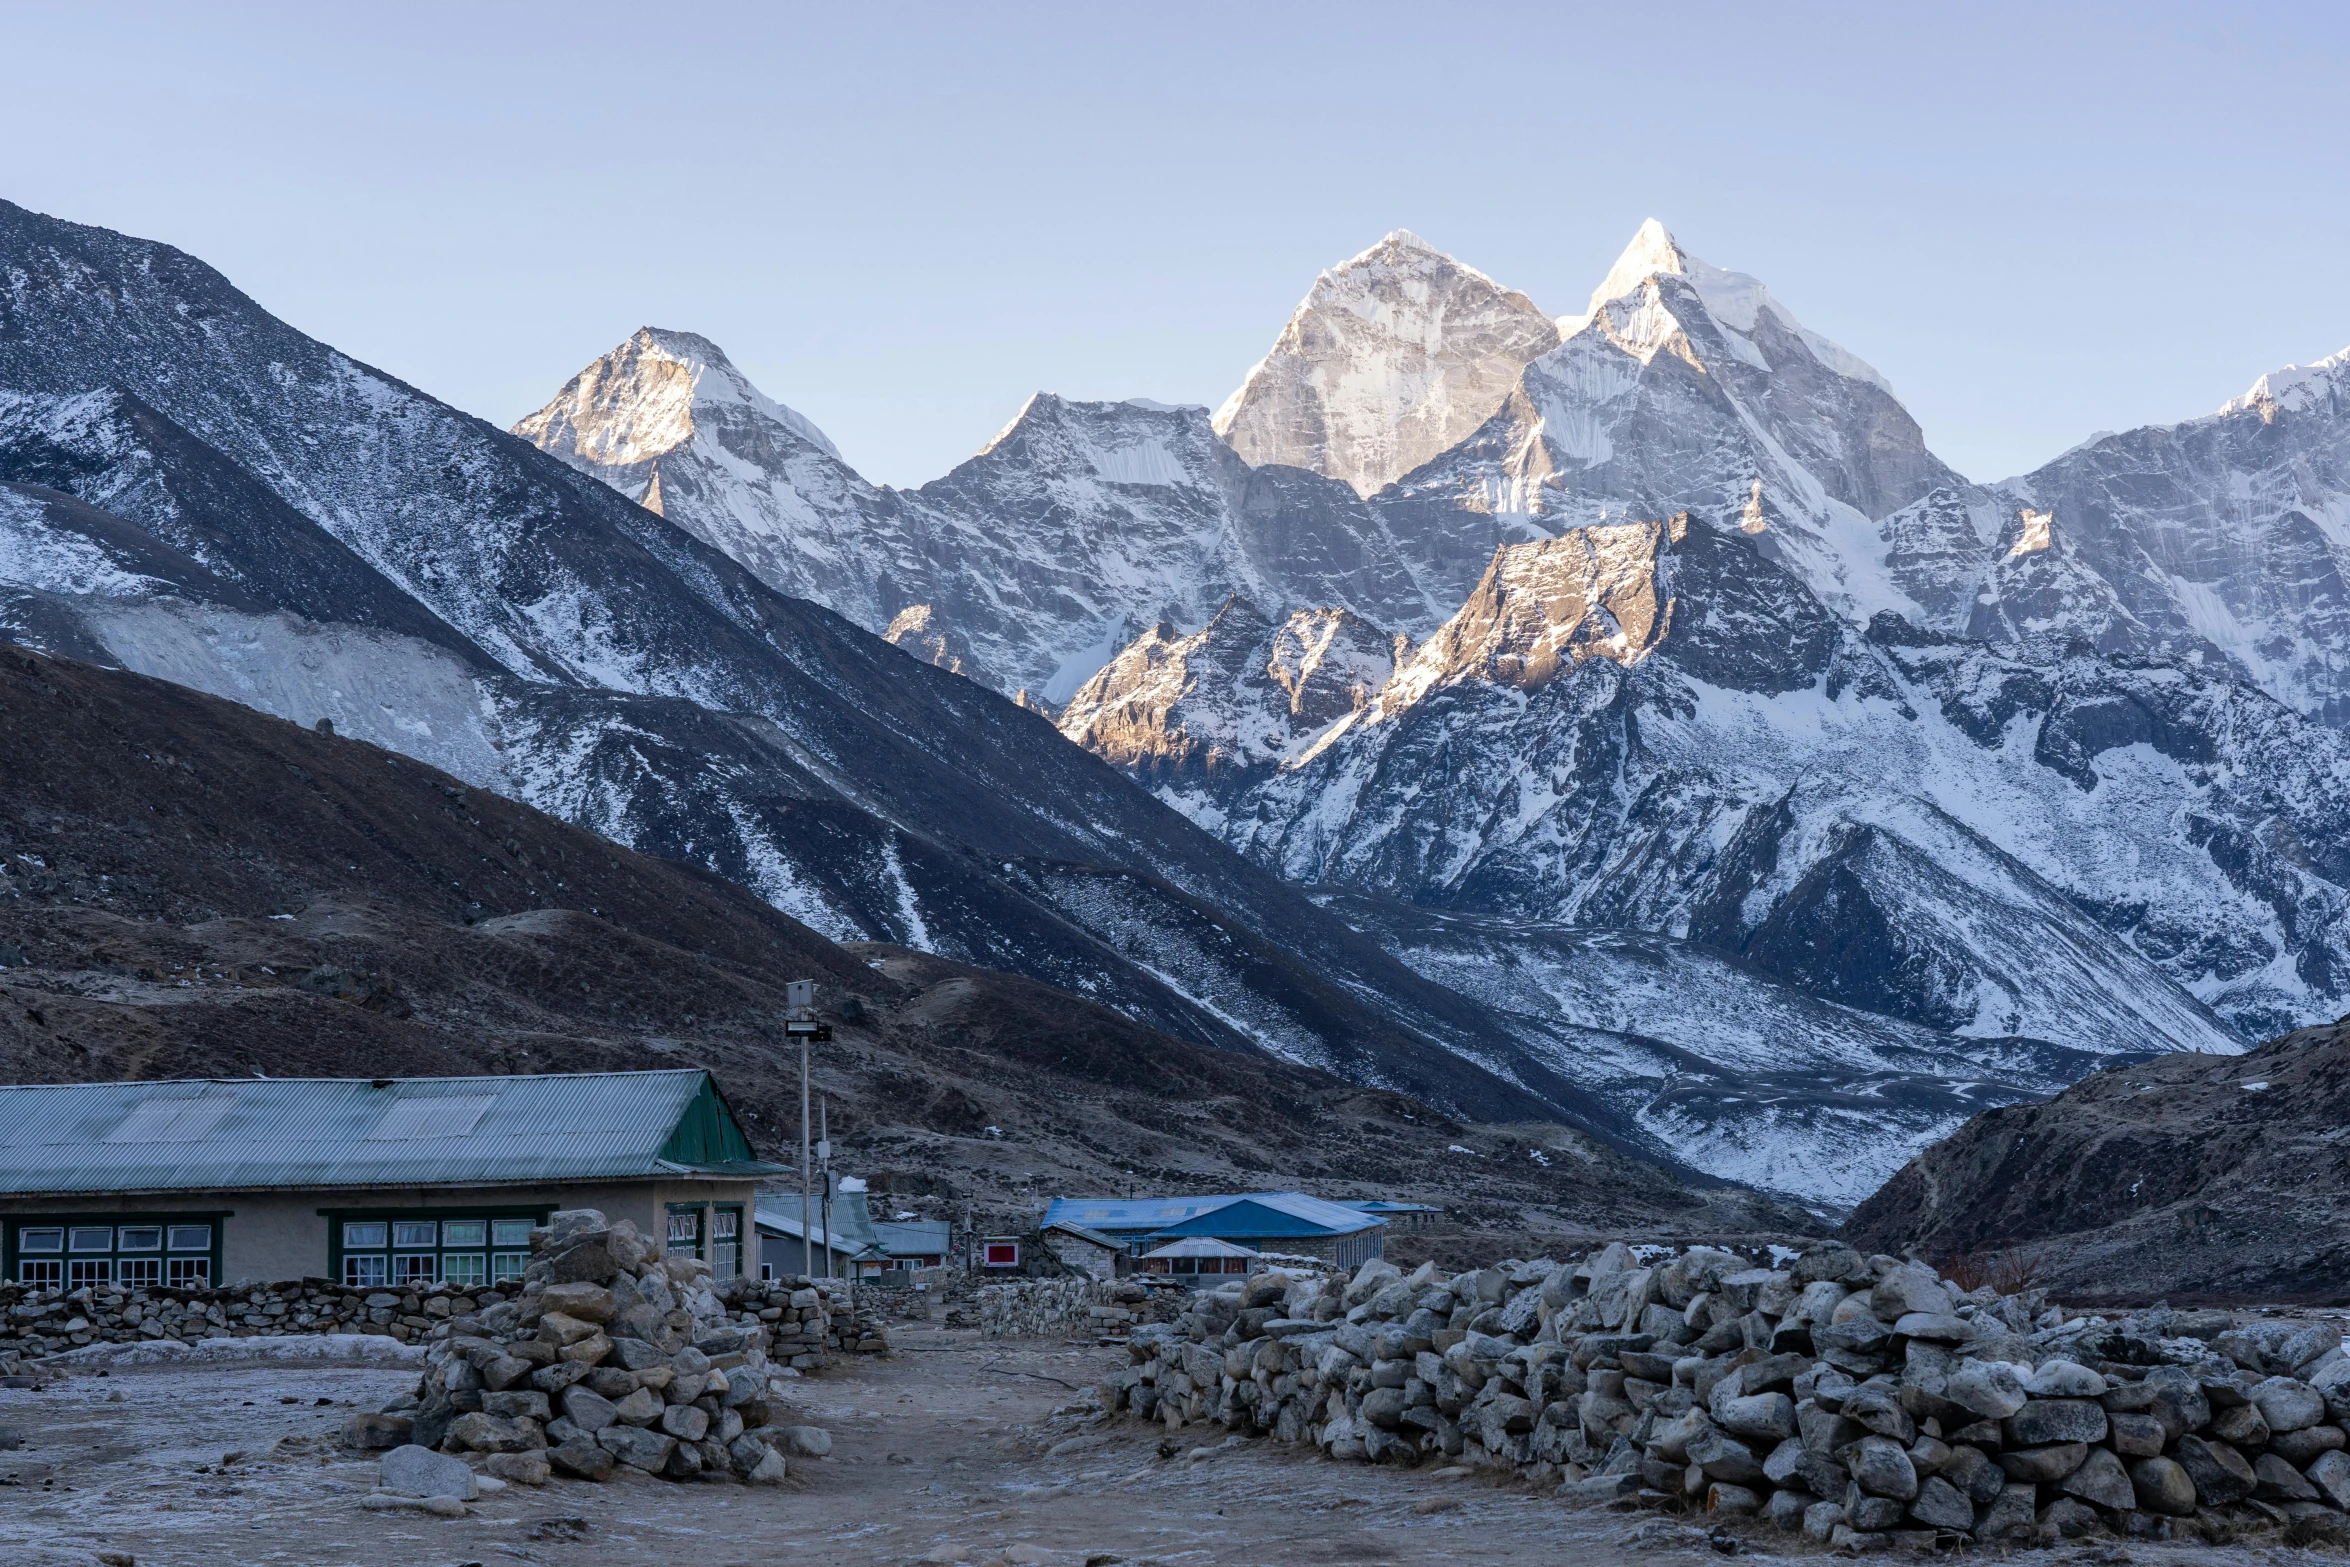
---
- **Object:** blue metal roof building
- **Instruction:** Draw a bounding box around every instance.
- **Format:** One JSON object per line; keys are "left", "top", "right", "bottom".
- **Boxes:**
{"left": 0, "top": 1071, "right": 782, "bottom": 1292}
{"left": 1040, "top": 1192, "right": 1386, "bottom": 1268}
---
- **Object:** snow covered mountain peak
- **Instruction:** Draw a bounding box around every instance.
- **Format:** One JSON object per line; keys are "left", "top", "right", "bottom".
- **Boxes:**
{"left": 1565, "top": 220, "right": 1896, "bottom": 398}
{"left": 516, "top": 326, "right": 842, "bottom": 474}
{"left": 1212, "top": 230, "right": 1562, "bottom": 498}
{"left": 2219, "top": 345, "right": 2350, "bottom": 419}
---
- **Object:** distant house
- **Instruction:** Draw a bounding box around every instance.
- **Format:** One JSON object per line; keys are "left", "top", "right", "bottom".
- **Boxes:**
{"left": 1041, "top": 1192, "right": 1386, "bottom": 1269}
{"left": 0, "top": 1070, "right": 780, "bottom": 1289}
{"left": 1040, "top": 1219, "right": 1123, "bottom": 1280}
{"left": 1138, "top": 1236, "right": 1259, "bottom": 1281}
{"left": 873, "top": 1216, "right": 952, "bottom": 1273}
{"left": 756, "top": 1179, "right": 886, "bottom": 1279}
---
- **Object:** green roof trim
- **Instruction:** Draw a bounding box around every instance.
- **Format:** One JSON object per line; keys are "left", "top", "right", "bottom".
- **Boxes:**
{"left": 658, "top": 1073, "right": 758, "bottom": 1168}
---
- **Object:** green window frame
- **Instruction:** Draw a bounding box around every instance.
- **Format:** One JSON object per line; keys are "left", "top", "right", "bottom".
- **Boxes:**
{"left": 322, "top": 1205, "right": 552, "bottom": 1292}
{"left": 3, "top": 1213, "right": 228, "bottom": 1289}
{"left": 709, "top": 1204, "right": 743, "bottom": 1282}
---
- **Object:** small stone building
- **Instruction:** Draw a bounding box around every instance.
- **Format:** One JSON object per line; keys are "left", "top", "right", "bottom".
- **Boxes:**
{"left": 1041, "top": 1219, "right": 1123, "bottom": 1280}
{"left": 0, "top": 1070, "right": 779, "bottom": 1290}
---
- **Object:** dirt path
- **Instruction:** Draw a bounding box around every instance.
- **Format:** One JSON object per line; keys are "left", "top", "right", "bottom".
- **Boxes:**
{"left": 0, "top": 1325, "right": 2297, "bottom": 1567}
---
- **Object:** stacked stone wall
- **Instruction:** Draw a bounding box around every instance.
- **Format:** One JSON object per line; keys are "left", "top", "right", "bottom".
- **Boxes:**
{"left": 1102, "top": 1243, "right": 2350, "bottom": 1547}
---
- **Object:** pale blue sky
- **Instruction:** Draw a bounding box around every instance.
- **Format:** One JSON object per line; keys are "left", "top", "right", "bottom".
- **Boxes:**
{"left": 4, "top": 2, "right": 2344, "bottom": 488}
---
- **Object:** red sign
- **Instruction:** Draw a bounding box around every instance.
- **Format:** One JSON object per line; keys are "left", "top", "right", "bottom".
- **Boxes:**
{"left": 982, "top": 1241, "right": 1019, "bottom": 1268}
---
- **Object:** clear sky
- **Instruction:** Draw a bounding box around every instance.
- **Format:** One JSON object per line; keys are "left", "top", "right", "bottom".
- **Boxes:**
{"left": 4, "top": 2, "right": 2344, "bottom": 489}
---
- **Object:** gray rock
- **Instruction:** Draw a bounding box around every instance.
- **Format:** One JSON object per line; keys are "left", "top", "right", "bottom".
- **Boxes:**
{"left": 527, "top": 1360, "right": 592, "bottom": 1396}
{"left": 1803, "top": 1501, "right": 1845, "bottom": 1542}
{"left": 1842, "top": 1386, "right": 1915, "bottom": 1444}
{"left": 481, "top": 1390, "right": 550, "bottom": 1422}
{"left": 779, "top": 1424, "right": 832, "bottom": 1457}
{"left": 1942, "top": 1443, "right": 2002, "bottom": 1505}
{"left": 1766, "top": 1487, "right": 1811, "bottom": 1531}
{"left": 1849, "top": 1435, "right": 1919, "bottom": 1501}
{"left": 2107, "top": 1410, "right": 2166, "bottom": 1457}
{"left": 746, "top": 1444, "right": 787, "bottom": 1484}
{"left": 660, "top": 1403, "right": 709, "bottom": 1442}
{"left": 609, "top": 1336, "right": 668, "bottom": 1371}
{"left": 2251, "top": 1376, "right": 2326, "bottom": 1433}
{"left": 448, "top": 1411, "right": 535, "bottom": 1454}
{"left": 560, "top": 1385, "right": 620, "bottom": 1433}
{"left": 2128, "top": 1455, "right": 2197, "bottom": 1516}
{"left": 2005, "top": 1397, "right": 2106, "bottom": 1446}
{"left": 1763, "top": 1437, "right": 1809, "bottom": 1484}
{"left": 2173, "top": 1434, "right": 2256, "bottom": 1505}
{"left": 2308, "top": 1449, "right": 2350, "bottom": 1510}
{"left": 1687, "top": 1428, "right": 1766, "bottom": 1486}
{"left": 1716, "top": 1391, "right": 1797, "bottom": 1442}
{"left": 547, "top": 1437, "right": 615, "bottom": 1481}
{"left": 2022, "top": 1359, "right": 2105, "bottom": 1397}
{"left": 540, "top": 1281, "right": 617, "bottom": 1322}
{"left": 1870, "top": 1268, "right": 1950, "bottom": 1321}
{"left": 484, "top": 1451, "right": 551, "bottom": 1486}
{"left": 481, "top": 1355, "right": 535, "bottom": 1391}
{"left": 378, "top": 1443, "right": 477, "bottom": 1500}
{"left": 1706, "top": 1482, "right": 1760, "bottom": 1515}
{"left": 1892, "top": 1313, "right": 1973, "bottom": 1344}
{"left": 2212, "top": 1401, "right": 2271, "bottom": 1446}
{"left": 1974, "top": 1481, "right": 2038, "bottom": 1542}
{"left": 2272, "top": 1424, "right": 2347, "bottom": 1465}
{"left": 2059, "top": 1446, "right": 2136, "bottom": 1511}
{"left": 1997, "top": 1443, "right": 2088, "bottom": 1483}
{"left": 2038, "top": 1496, "right": 2102, "bottom": 1539}
{"left": 2255, "top": 1452, "right": 2321, "bottom": 1502}
{"left": 1360, "top": 1387, "right": 1406, "bottom": 1427}
{"left": 1846, "top": 1492, "right": 1905, "bottom": 1532}
{"left": 1908, "top": 1474, "right": 1974, "bottom": 1530}
{"left": 612, "top": 1386, "right": 664, "bottom": 1425}
{"left": 596, "top": 1423, "right": 677, "bottom": 1473}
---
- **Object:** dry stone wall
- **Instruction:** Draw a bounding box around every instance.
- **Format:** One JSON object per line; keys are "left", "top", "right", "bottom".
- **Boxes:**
{"left": 1102, "top": 1244, "right": 2350, "bottom": 1548}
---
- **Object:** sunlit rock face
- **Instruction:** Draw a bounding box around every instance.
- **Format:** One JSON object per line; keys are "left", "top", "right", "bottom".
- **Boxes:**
{"left": 1212, "top": 229, "right": 1562, "bottom": 499}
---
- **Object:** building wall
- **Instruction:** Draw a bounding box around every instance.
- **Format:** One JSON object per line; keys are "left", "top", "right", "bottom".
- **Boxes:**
{"left": 0, "top": 1178, "right": 757, "bottom": 1287}
{"left": 1043, "top": 1232, "right": 1118, "bottom": 1281}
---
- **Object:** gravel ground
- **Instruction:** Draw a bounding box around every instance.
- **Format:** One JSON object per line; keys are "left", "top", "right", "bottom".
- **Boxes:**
{"left": 0, "top": 1324, "right": 2328, "bottom": 1567}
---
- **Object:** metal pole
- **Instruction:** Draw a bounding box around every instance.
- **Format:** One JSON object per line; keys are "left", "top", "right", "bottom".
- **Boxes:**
{"left": 799, "top": 1029, "right": 811, "bottom": 1280}
{"left": 819, "top": 1094, "right": 832, "bottom": 1281}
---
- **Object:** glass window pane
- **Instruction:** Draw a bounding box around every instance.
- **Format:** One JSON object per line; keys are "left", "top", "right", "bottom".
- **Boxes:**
{"left": 168, "top": 1257, "right": 210, "bottom": 1286}
{"left": 69, "top": 1258, "right": 111, "bottom": 1285}
{"left": 344, "top": 1254, "right": 387, "bottom": 1288}
{"left": 392, "top": 1221, "right": 437, "bottom": 1248}
{"left": 20, "top": 1259, "right": 62, "bottom": 1286}
{"left": 167, "top": 1224, "right": 211, "bottom": 1252}
{"left": 440, "top": 1220, "right": 487, "bottom": 1247}
{"left": 343, "top": 1221, "right": 388, "bottom": 1248}
{"left": 119, "top": 1257, "right": 162, "bottom": 1286}
{"left": 68, "top": 1227, "right": 113, "bottom": 1252}
{"left": 117, "top": 1225, "right": 163, "bottom": 1251}
{"left": 393, "top": 1254, "right": 436, "bottom": 1285}
{"left": 490, "top": 1218, "right": 535, "bottom": 1246}
{"left": 491, "top": 1252, "right": 527, "bottom": 1283}
{"left": 666, "top": 1212, "right": 698, "bottom": 1243}
{"left": 17, "top": 1226, "right": 63, "bottom": 1253}
{"left": 442, "top": 1254, "right": 486, "bottom": 1288}
{"left": 712, "top": 1211, "right": 739, "bottom": 1239}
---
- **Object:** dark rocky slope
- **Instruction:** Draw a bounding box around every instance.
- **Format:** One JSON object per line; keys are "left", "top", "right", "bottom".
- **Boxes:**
{"left": 1845, "top": 1019, "right": 2350, "bottom": 1302}
{"left": 0, "top": 643, "right": 1802, "bottom": 1243}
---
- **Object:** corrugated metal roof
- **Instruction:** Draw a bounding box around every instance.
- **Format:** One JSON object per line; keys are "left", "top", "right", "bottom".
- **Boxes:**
{"left": 873, "top": 1219, "right": 952, "bottom": 1257}
{"left": 1041, "top": 1220, "right": 1121, "bottom": 1250}
{"left": 1042, "top": 1191, "right": 1384, "bottom": 1238}
{"left": 1151, "top": 1193, "right": 1383, "bottom": 1239}
{"left": 755, "top": 1193, "right": 883, "bottom": 1256}
{"left": 1143, "top": 1236, "right": 1260, "bottom": 1258}
{"left": 1341, "top": 1200, "right": 1442, "bottom": 1214}
{"left": 0, "top": 1071, "right": 781, "bottom": 1195}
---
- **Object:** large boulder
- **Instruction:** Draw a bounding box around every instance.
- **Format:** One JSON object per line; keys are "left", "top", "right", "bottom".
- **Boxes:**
{"left": 378, "top": 1444, "right": 476, "bottom": 1500}
{"left": 2128, "top": 1455, "right": 2197, "bottom": 1516}
{"left": 2173, "top": 1434, "right": 2257, "bottom": 1506}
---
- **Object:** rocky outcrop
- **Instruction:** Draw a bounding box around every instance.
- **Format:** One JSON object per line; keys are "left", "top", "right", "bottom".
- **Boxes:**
{"left": 1846, "top": 1020, "right": 2350, "bottom": 1301}
{"left": 1105, "top": 1243, "right": 2350, "bottom": 1546}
